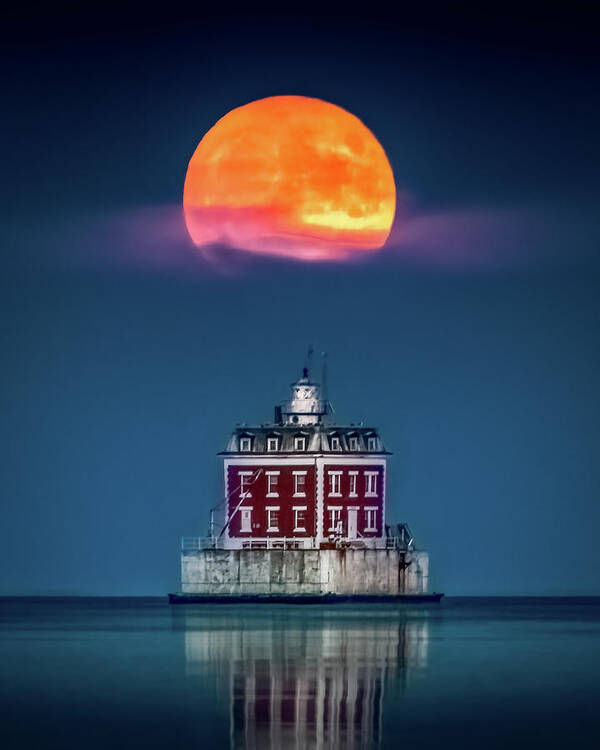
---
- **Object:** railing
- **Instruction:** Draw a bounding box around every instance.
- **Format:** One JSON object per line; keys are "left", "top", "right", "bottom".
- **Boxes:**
{"left": 182, "top": 536, "right": 412, "bottom": 552}
{"left": 181, "top": 537, "right": 318, "bottom": 552}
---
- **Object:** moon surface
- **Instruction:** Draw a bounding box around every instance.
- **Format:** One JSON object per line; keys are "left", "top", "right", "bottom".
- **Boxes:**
{"left": 183, "top": 96, "right": 396, "bottom": 261}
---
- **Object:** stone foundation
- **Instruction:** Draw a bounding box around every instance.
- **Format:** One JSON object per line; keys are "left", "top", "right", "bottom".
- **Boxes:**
{"left": 181, "top": 548, "right": 429, "bottom": 597}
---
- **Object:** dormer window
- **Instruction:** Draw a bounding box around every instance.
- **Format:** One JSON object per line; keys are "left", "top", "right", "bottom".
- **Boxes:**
{"left": 267, "top": 436, "right": 279, "bottom": 452}
{"left": 348, "top": 436, "right": 359, "bottom": 451}
{"left": 294, "top": 435, "right": 307, "bottom": 451}
{"left": 330, "top": 435, "right": 341, "bottom": 451}
{"left": 239, "top": 435, "right": 253, "bottom": 452}
{"left": 367, "top": 436, "right": 378, "bottom": 451}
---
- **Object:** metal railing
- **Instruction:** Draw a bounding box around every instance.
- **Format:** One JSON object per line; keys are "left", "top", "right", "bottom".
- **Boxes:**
{"left": 182, "top": 535, "right": 412, "bottom": 552}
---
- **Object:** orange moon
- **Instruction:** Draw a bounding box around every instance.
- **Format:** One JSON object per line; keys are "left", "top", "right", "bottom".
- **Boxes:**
{"left": 183, "top": 96, "right": 396, "bottom": 261}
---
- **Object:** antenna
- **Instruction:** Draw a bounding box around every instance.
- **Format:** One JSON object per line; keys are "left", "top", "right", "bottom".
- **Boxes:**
{"left": 306, "top": 345, "right": 314, "bottom": 377}
{"left": 321, "top": 351, "right": 328, "bottom": 412}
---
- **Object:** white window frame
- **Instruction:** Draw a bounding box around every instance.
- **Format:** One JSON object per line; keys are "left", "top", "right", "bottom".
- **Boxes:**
{"left": 365, "top": 471, "right": 378, "bottom": 497}
{"left": 267, "top": 436, "right": 279, "bottom": 452}
{"left": 239, "top": 436, "right": 252, "bottom": 452}
{"left": 327, "top": 506, "right": 342, "bottom": 532}
{"left": 364, "top": 506, "right": 378, "bottom": 532}
{"left": 348, "top": 471, "right": 358, "bottom": 497}
{"left": 266, "top": 471, "right": 280, "bottom": 498}
{"left": 293, "top": 470, "right": 307, "bottom": 497}
{"left": 349, "top": 436, "right": 359, "bottom": 451}
{"left": 328, "top": 471, "right": 342, "bottom": 497}
{"left": 293, "top": 505, "right": 307, "bottom": 533}
{"left": 240, "top": 506, "right": 253, "bottom": 533}
{"left": 239, "top": 471, "right": 254, "bottom": 499}
{"left": 330, "top": 435, "right": 341, "bottom": 451}
{"left": 367, "top": 436, "right": 378, "bottom": 451}
{"left": 266, "top": 506, "right": 280, "bottom": 532}
{"left": 294, "top": 435, "right": 307, "bottom": 451}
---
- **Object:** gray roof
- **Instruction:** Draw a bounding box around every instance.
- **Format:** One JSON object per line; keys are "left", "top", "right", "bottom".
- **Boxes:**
{"left": 219, "top": 424, "right": 390, "bottom": 455}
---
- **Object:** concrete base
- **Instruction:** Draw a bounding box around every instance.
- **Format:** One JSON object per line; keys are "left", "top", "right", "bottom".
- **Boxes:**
{"left": 169, "top": 592, "right": 443, "bottom": 604}
{"left": 180, "top": 547, "right": 430, "bottom": 597}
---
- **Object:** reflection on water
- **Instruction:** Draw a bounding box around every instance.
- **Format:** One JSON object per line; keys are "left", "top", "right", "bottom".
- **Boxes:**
{"left": 178, "top": 608, "right": 429, "bottom": 749}
{"left": 2, "top": 598, "right": 600, "bottom": 750}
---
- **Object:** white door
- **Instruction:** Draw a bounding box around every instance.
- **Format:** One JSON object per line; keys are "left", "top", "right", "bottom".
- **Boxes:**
{"left": 240, "top": 508, "right": 252, "bottom": 533}
{"left": 348, "top": 509, "right": 357, "bottom": 539}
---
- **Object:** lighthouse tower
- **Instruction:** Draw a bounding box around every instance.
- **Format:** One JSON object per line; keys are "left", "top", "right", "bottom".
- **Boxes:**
{"left": 219, "top": 363, "right": 387, "bottom": 550}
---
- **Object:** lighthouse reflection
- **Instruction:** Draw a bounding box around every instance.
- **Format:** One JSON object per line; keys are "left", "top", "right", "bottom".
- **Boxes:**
{"left": 178, "top": 607, "right": 429, "bottom": 749}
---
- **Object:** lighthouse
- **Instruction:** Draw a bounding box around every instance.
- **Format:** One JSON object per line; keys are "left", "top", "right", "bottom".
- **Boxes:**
{"left": 171, "top": 358, "right": 441, "bottom": 602}
{"left": 219, "top": 365, "right": 387, "bottom": 550}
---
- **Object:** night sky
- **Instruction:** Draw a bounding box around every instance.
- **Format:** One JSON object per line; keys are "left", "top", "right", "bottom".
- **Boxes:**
{"left": 2, "top": 5, "right": 599, "bottom": 595}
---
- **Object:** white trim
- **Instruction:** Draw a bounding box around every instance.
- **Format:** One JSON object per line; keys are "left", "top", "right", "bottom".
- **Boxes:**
{"left": 365, "top": 470, "right": 378, "bottom": 497}
{"left": 266, "top": 506, "right": 280, "bottom": 532}
{"left": 349, "top": 472, "right": 357, "bottom": 497}
{"left": 327, "top": 506, "right": 342, "bottom": 531}
{"left": 225, "top": 458, "right": 314, "bottom": 466}
{"left": 293, "top": 471, "right": 307, "bottom": 498}
{"left": 327, "top": 471, "right": 341, "bottom": 497}
{"left": 265, "top": 470, "right": 281, "bottom": 475}
{"left": 266, "top": 472, "right": 279, "bottom": 498}
{"left": 240, "top": 507, "right": 252, "bottom": 533}
{"left": 293, "top": 505, "right": 307, "bottom": 533}
{"left": 238, "top": 471, "right": 254, "bottom": 499}
{"left": 267, "top": 437, "right": 279, "bottom": 452}
{"left": 239, "top": 437, "right": 252, "bottom": 452}
{"left": 364, "top": 506, "right": 377, "bottom": 532}
{"left": 294, "top": 436, "right": 307, "bottom": 451}
{"left": 316, "top": 459, "right": 324, "bottom": 542}
{"left": 347, "top": 505, "right": 359, "bottom": 510}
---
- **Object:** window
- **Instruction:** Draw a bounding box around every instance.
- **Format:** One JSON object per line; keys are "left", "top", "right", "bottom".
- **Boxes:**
{"left": 349, "top": 471, "right": 358, "bottom": 497}
{"left": 294, "top": 435, "right": 307, "bottom": 451}
{"left": 266, "top": 471, "right": 279, "bottom": 497}
{"left": 364, "top": 507, "right": 378, "bottom": 532}
{"left": 330, "top": 435, "right": 341, "bottom": 451}
{"left": 367, "top": 436, "right": 378, "bottom": 451}
{"left": 240, "top": 507, "right": 252, "bottom": 533}
{"left": 328, "top": 471, "right": 341, "bottom": 496}
{"left": 349, "top": 436, "right": 359, "bottom": 451}
{"left": 327, "top": 506, "right": 342, "bottom": 532}
{"left": 239, "top": 471, "right": 253, "bottom": 499}
{"left": 266, "top": 506, "right": 280, "bottom": 532}
{"left": 293, "top": 471, "right": 307, "bottom": 497}
{"left": 239, "top": 436, "right": 252, "bottom": 452}
{"left": 267, "top": 436, "right": 279, "bottom": 452}
{"left": 293, "top": 506, "right": 307, "bottom": 532}
{"left": 365, "top": 471, "right": 378, "bottom": 497}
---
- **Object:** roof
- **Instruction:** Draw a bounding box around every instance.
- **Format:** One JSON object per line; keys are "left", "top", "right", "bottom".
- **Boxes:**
{"left": 219, "top": 424, "right": 390, "bottom": 455}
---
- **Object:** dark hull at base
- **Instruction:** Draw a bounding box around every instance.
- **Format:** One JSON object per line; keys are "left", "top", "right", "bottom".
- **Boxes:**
{"left": 168, "top": 592, "right": 444, "bottom": 604}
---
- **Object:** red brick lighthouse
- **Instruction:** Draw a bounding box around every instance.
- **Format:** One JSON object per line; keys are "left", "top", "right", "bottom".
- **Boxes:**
{"left": 172, "top": 356, "right": 441, "bottom": 602}
{"left": 219, "top": 362, "right": 387, "bottom": 549}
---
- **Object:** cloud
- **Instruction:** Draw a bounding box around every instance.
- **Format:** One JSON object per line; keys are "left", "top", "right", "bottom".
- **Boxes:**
{"left": 26, "top": 197, "right": 598, "bottom": 275}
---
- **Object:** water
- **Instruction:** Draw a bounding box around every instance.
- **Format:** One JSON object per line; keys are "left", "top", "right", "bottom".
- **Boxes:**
{"left": 1, "top": 598, "right": 599, "bottom": 749}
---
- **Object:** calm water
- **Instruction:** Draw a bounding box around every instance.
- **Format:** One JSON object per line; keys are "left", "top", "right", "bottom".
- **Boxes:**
{"left": 1, "top": 598, "right": 599, "bottom": 749}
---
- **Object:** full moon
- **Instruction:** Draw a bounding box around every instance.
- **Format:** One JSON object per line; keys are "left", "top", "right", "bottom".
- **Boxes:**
{"left": 183, "top": 96, "right": 396, "bottom": 261}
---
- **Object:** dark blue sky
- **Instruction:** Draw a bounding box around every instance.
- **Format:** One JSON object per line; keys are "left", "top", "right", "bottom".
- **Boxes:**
{"left": 2, "top": 4, "right": 599, "bottom": 594}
